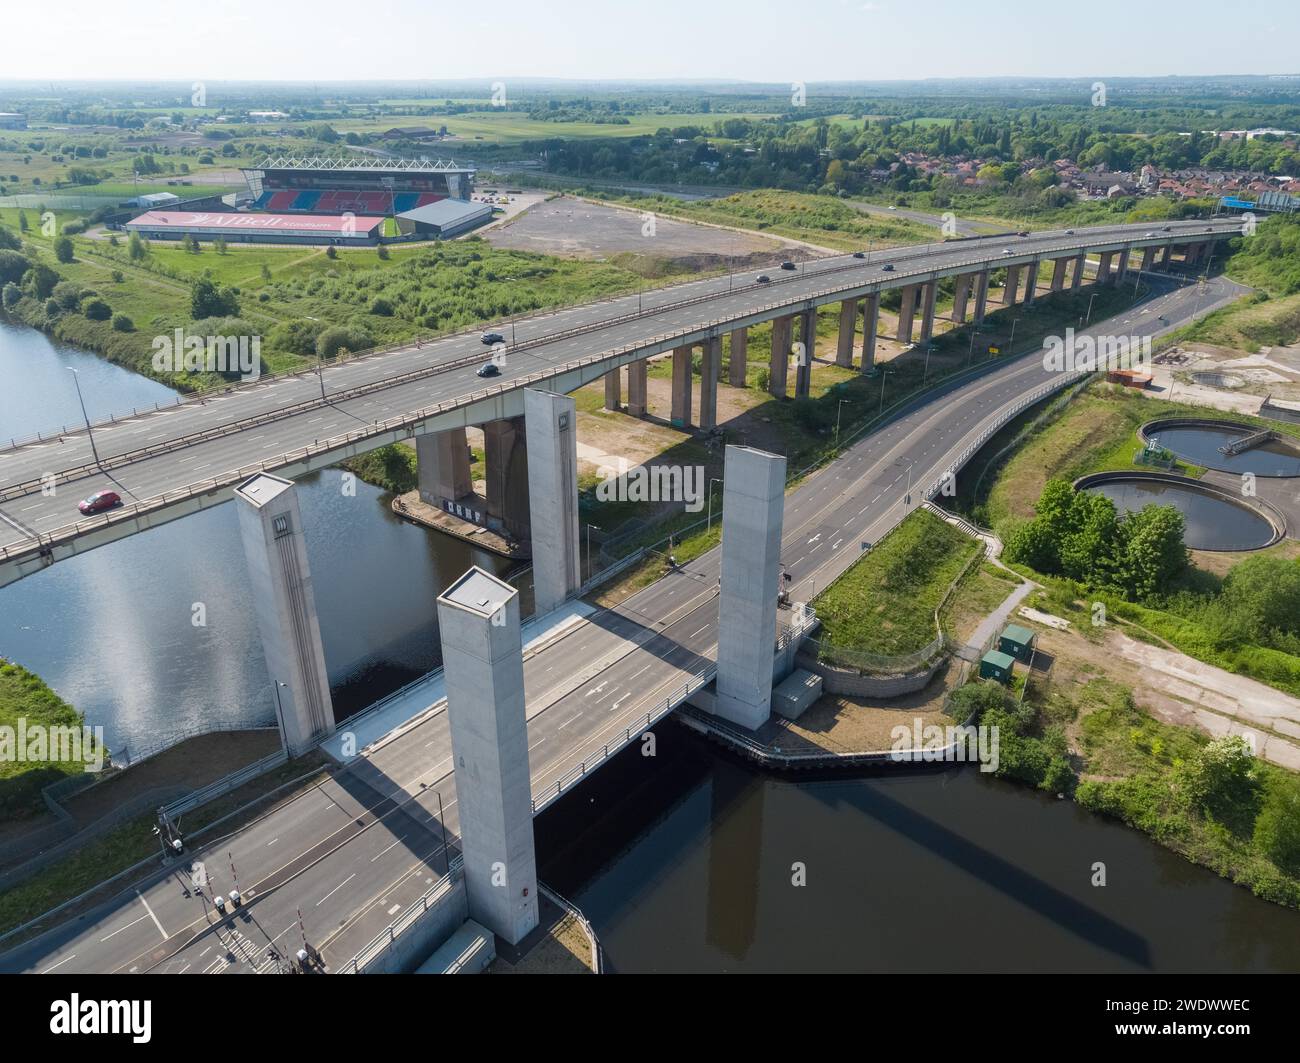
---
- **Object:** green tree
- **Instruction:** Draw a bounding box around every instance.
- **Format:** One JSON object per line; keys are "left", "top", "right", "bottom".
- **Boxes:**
{"left": 53, "top": 235, "right": 74, "bottom": 263}
{"left": 1253, "top": 774, "right": 1300, "bottom": 874}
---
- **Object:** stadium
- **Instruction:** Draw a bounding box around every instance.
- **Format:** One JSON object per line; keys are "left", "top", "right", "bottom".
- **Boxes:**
{"left": 123, "top": 156, "right": 492, "bottom": 247}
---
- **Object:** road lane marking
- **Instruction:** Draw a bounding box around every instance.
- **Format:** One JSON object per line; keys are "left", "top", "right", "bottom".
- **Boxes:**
{"left": 316, "top": 873, "right": 356, "bottom": 907}
{"left": 42, "top": 954, "right": 76, "bottom": 973}
{"left": 137, "top": 890, "right": 167, "bottom": 940}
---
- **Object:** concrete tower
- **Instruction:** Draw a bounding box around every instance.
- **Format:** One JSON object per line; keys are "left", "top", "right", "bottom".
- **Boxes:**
{"left": 714, "top": 445, "right": 786, "bottom": 730}
{"left": 234, "top": 473, "right": 335, "bottom": 755}
{"left": 436, "top": 567, "right": 538, "bottom": 945}
{"left": 524, "top": 388, "right": 580, "bottom": 615}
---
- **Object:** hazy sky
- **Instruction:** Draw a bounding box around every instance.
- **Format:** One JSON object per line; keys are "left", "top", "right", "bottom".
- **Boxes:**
{"left": 5, "top": 0, "right": 1297, "bottom": 83}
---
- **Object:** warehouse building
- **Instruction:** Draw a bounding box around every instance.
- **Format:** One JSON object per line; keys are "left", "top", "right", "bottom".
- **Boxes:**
{"left": 123, "top": 210, "right": 385, "bottom": 246}
{"left": 395, "top": 199, "right": 493, "bottom": 239}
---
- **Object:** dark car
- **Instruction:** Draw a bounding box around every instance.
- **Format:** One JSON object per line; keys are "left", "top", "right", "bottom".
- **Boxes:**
{"left": 852, "top": 251, "right": 866, "bottom": 259}
{"left": 1017, "top": 230, "right": 1030, "bottom": 237}
{"left": 480, "top": 332, "right": 505, "bottom": 345}
{"left": 476, "top": 362, "right": 501, "bottom": 378}
{"left": 1162, "top": 225, "right": 1172, "bottom": 232}
{"left": 755, "top": 274, "right": 771, "bottom": 284}
{"left": 881, "top": 263, "right": 894, "bottom": 271}
{"left": 78, "top": 490, "right": 121, "bottom": 516}
{"left": 780, "top": 261, "right": 796, "bottom": 271}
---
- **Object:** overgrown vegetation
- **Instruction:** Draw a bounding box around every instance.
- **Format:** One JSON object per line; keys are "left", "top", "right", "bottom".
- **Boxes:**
{"left": 0, "top": 658, "right": 93, "bottom": 819}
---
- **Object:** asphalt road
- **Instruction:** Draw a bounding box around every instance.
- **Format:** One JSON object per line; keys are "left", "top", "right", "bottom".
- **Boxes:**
{"left": 0, "top": 218, "right": 1239, "bottom": 574}
{"left": 0, "top": 267, "right": 1248, "bottom": 975}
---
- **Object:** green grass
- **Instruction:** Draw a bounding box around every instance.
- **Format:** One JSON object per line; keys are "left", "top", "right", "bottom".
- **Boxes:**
{"left": 814, "top": 508, "right": 982, "bottom": 657}
{"left": 0, "top": 659, "right": 93, "bottom": 819}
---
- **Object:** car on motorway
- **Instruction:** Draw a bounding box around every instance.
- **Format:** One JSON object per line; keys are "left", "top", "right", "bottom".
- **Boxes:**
{"left": 755, "top": 274, "right": 771, "bottom": 283}
{"left": 880, "top": 263, "right": 894, "bottom": 271}
{"left": 853, "top": 251, "right": 865, "bottom": 259}
{"left": 480, "top": 331, "right": 505, "bottom": 345}
{"left": 77, "top": 490, "right": 121, "bottom": 515}
{"left": 1018, "top": 230, "right": 1030, "bottom": 237}
{"left": 1145, "top": 231, "right": 1157, "bottom": 237}
{"left": 476, "top": 362, "right": 501, "bottom": 378}
{"left": 1205, "top": 226, "right": 1215, "bottom": 232}
{"left": 780, "top": 261, "right": 796, "bottom": 271}
{"left": 1001, "top": 248, "right": 1013, "bottom": 255}
{"left": 1064, "top": 229, "right": 1074, "bottom": 235}
{"left": 1162, "top": 225, "right": 1172, "bottom": 232}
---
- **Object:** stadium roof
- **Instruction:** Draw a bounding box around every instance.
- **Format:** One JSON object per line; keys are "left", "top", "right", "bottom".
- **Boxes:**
{"left": 252, "top": 155, "right": 475, "bottom": 174}
{"left": 397, "top": 199, "right": 492, "bottom": 228}
{"left": 125, "top": 211, "right": 384, "bottom": 233}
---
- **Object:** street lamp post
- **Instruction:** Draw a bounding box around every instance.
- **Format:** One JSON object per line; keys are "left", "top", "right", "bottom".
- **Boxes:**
{"left": 1085, "top": 292, "right": 1097, "bottom": 325}
{"left": 878, "top": 366, "right": 891, "bottom": 415}
{"left": 1009, "top": 317, "right": 1019, "bottom": 348}
{"left": 835, "top": 399, "right": 851, "bottom": 447}
{"left": 65, "top": 367, "right": 101, "bottom": 465}
{"left": 585, "top": 523, "right": 601, "bottom": 583}
{"left": 706, "top": 476, "right": 723, "bottom": 533}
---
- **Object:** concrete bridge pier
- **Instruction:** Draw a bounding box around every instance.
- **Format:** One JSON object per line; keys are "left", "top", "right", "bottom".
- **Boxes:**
{"left": 1002, "top": 266, "right": 1019, "bottom": 305}
{"left": 1097, "top": 251, "right": 1114, "bottom": 286}
{"left": 1050, "top": 257, "right": 1068, "bottom": 292}
{"left": 416, "top": 427, "right": 471, "bottom": 508}
{"left": 435, "top": 567, "right": 538, "bottom": 946}
{"left": 769, "top": 314, "right": 792, "bottom": 398}
{"left": 972, "top": 271, "right": 989, "bottom": 325}
{"left": 1140, "top": 245, "right": 1157, "bottom": 272}
{"left": 795, "top": 310, "right": 815, "bottom": 397}
{"left": 699, "top": 337, "right": 721, "bottom": 429}
{"left": 835, "top": 298, "right": 858, "bottom": 367}
{"left": 603, "top": 366, "right": 621, "bottom": 412}
{"left": 1116, "top": 248, "right": 1131, "bottom": 285}
{"left": 861, "top": 293, "right": 880, "bottom": 372}
{"left": 671, "top": 344, "right": 693, "bottom": 426}
{"left": 714, "top": 445, "right": 786, "bottom": 730}
{"left": 1023, "top": 260, "right": 1040, "bottom": 304}
{"left": 728, "top": 327, "right": 748, "bottom": 386}
{"left": 918, "top": 280, "right": 937, "bottom": 344}
{"left": 234, "top": 474, "right": 335, "bottom": 756}
{"left": 896, "top": 284, "right": 918, "bottom": 340}
{"left": 951, "top": 273, "right": 971, "bottom": 323}
{"left": 1159, "top": 244, "right": 1173, "bottom": 269}
{"left": 1072, "top": 252, "right": 1086, "bottom": 290}
{"left": 524, "top": 389, "right": 580, "bottom": 614}
{"left": 627, "top": 358, "right": 648, "bottom": 418}
{"left": 484, "top": 416, "right": 530, "bottom": 540}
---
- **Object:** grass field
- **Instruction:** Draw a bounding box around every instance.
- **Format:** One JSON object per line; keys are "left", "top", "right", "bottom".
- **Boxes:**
{"left": 0, "top": 659, "right": 90, "bottom": 820}
{"left": 331, "top": 110, "right": 778, "bottom": 144}
{"left": 814, "top": 508, "right": 983, "bottom": 657}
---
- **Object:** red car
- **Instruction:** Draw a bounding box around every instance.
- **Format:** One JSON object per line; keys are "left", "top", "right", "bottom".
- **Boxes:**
{"left": 78, "top": 490, "right": 122, "bottom": 515}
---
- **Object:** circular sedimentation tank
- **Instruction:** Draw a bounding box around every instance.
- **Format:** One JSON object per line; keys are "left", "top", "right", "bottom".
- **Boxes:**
{"left": 1074, "top": 472, "right": 1283, "bottom": 552}
{"left": 1138, "top": 418, "right": 1300, "bottom": 477}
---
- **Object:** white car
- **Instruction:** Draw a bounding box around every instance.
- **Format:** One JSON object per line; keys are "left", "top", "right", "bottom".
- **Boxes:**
{"left": 1002, "top": 248, "right": 1013, "bottom": 255}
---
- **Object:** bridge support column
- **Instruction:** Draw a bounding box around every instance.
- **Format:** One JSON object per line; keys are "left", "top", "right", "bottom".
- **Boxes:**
{"left": 896, "top": 284, "right": 918, "bottom": 340}
{"left": 484, "top": 416, "right": 529, "bottom": 540}
{"left": 1159, "top": 244, "right": 1172, "bottom": 270}
{"left": 1116, "top": 248, "right": 1131, "bottom": 284}
{"left": 416, "top": 427, "right": 471, "bottom": 508}
{"left": 972, "top": 271, "right": 989, "bottom": 325}
{"left": 861, "top": 293, "right": 879, "bottom": 372}
{"left": 951, "top": 273, "right": 971, "bottom": 323}
{"left": 1097, "top": 251, "right": 1114, "bottom": 285}
{"left": 699, "top": 336, "right": 721, "bottom": 430}
{"left": 671, "top": 345, "right": 693, "bottom": 427}
{"left": 918, "top": 280, "right": 937, "bottom": 344}
{"left": 435, "top": 567, "right": 538, "bottom": 946}
{"left": 1023, "top": 260, "right": 1040, "bottom": 304}
{"left": 795, "top": 310, "right": 815, "bottom": 397}
{"left": 728, "top": 327, "right": 748, "bottom": 386}
{"left": 1140, "top": 245, "right": 1156, "bottom": 272}
{"left": 525, "top": 388, "right": 580, "bottom": 614}
{"left": 1050, "top": 257, "right": 1068, "bottom": 292}
{"left": 1002, "top": 266, "right": 1019, "bottom": 305}
{"left": 234, "top": 474, "right": 335, "bottom": 756}
{"left": 603, "top": 366, "right": 621, "bottom": 411}
{"left": 769, "top": 314, "right": 792, "bottom": 398}
{"left": 835, "top": 298, "right": 858, "bottom": 367}
{"left": 626, "top": 358, "right": 647, "bottom": 418}
{"left": 1072, "top": 252, "right": 1085, "bottom": 290}
{"left": 715, "top": 445, "right": 786, "bottom": 731}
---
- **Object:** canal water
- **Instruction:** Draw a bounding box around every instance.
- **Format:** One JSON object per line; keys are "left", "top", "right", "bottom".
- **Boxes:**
{"left": 0, "top": 322, "right": 515, "bottom": 758}
{"left": 536, "top": 724, "right": 1300, "bottom": 972}
{"left": 1086, "top": 477, "right": 1275, "bottom": 552}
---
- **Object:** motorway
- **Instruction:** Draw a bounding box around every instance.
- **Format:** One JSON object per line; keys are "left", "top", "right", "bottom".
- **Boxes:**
{"left": 0, "top": 217, "right": 1239, "bottom": 585}
{"left": 0, "top": 262, "right": 1248, "bottom": 974}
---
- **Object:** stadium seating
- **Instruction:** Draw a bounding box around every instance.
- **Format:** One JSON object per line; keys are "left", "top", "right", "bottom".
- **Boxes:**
{"left": 249, "top": 187, "right": 447, "bottom": 215}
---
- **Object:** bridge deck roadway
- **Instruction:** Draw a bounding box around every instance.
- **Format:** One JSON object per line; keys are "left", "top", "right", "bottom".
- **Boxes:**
{"left": 0, "top": 271, "right": 1247, "bottom": 975}
{"left": 0, "top": 219, "right": 1238, "bottom": 585}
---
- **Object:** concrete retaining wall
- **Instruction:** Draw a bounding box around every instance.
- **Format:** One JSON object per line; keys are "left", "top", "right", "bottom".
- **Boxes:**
{"left": 354, "top": 874, "right": 469, "bottom": 974}
{"left": 796, "top": 651, "right": 943, "bottom": 697}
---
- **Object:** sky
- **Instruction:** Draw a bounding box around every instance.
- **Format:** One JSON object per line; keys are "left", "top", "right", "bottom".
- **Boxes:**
{"left": 3, "top": 0, "right": 1297, "bottom": 84}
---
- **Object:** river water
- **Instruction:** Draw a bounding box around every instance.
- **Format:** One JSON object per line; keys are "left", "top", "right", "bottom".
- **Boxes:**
{"left": 0, "top": 322, "right": 513, "bottom": 759}
{"left": 4, "top": 322, "right": 1298, "bottom": 970}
